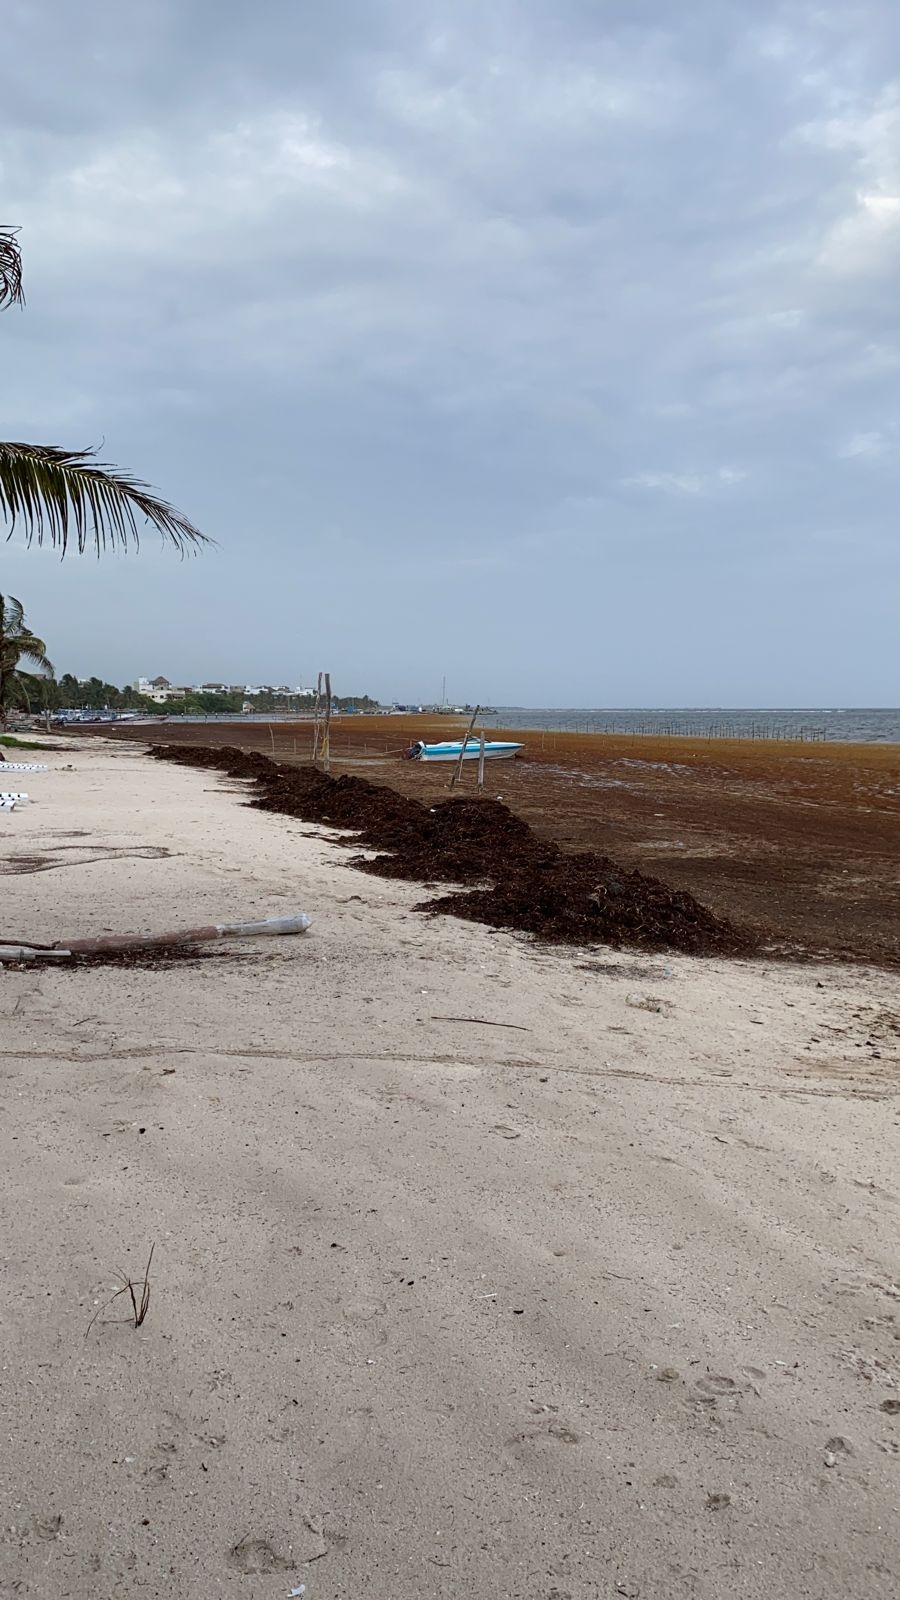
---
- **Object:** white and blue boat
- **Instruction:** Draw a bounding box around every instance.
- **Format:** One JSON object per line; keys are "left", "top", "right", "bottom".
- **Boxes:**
{"left": 406, "top": 738, "right": 523, "bottom": 763}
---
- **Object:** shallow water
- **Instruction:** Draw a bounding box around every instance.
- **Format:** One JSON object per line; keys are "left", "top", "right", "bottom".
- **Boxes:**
{"left": 482, "top": 707, "right": 900, "bottom": 743}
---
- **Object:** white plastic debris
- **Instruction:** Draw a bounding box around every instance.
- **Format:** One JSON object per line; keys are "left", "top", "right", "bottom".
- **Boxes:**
{"left": 218, "top": 915, "right": 311, "bottom": 938}
{"left": 289, "top": 1587, "right": 306, "bottom": 1597}
{"left": 0, "top": 946, "right": 73, "bottom": 962}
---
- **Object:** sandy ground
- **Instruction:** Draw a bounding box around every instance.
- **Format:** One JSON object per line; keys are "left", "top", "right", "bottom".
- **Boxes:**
{"left": 1, "top": 742, "right": 898, "bottom": 1600}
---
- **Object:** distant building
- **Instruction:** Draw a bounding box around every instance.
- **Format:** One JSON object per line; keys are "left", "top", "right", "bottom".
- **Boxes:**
{"left": 132, "top": 675, "right": 316, "bottom": 704}
{"left": 242, "top": 683, "right": 316, "bottom": 698}
{"left": 134, "top": 675, "right": 187, "bottom": 704}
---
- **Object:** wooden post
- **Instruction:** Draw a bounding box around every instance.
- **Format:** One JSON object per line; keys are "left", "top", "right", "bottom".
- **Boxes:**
{"left": 477, "top": 728, "right": 486, "bottom": 788}
{"left": 268, "top": 723, "right": 275, "bottom": 755}
{"left": 450, "top": 705, "right": 480, "bottom": 789}
{"left": 322, "top": 673, "right": 332, "bottom": 773}
{"left": 312, "top": 672, "right": 323, "bottom": 765}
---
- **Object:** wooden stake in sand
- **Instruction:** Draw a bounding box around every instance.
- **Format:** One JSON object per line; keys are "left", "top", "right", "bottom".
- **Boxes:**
{"left": 312, "top": 672, "right": 323, "bottom": 764}
{"left": 322, "top": 673, "right": 332, "bottom": 774}
{"left": 477, "top": 728, "right": 486, "bottom": 788}
{"left": 450, "top": 705, "right": 480, "bottom": 789}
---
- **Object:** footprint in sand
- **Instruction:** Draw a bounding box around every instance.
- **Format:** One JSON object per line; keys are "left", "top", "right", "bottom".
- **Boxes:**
{"left": 229, "top": 1516, "right": 329, "bottom": 1573}
{"left": 228, "top": 1537, "right": 294, "bottom": 1576}
{"left": 695, "top": 1373, "right": 744, "bottom": 1400}
{"left": 2, "top": 1513, "right": 64, "bottom": 1545}
{"left": 342, "top": 1296, "right": 387, "bottom": 1324}
{"left": 505, "top": 1415, "right": 582, "bottom": 1453}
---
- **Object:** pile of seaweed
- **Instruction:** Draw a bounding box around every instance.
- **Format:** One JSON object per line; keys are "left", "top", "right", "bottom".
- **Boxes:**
{"left": 152, "top": 745, "right": 755, "bottom": 956}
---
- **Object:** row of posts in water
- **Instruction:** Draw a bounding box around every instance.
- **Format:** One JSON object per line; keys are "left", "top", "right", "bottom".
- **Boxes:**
{"left": 484, "top": 718, "right": 829, "bottom": 741}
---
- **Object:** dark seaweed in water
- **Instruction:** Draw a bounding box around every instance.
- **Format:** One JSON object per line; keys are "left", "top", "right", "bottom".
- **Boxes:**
{"left": 151, "top": 744, "right": 754, "bottom": 956}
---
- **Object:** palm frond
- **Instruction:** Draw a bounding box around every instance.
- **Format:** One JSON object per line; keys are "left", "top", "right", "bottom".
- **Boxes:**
{"left": 0, "top": 594, "right": 25, "bottom": 636}
{"left": 0, "top": 227, "right": 24, "bottom": 309}
{"left": 16, "top": 665, "right": 51, "bottom": 687}
{"left": 0, "top": 442, "right": 209, "bottom": 555}
{"left": 11, "top": 668, "right": 50, "bottom": 700}
{"left": 12, "top": 638, "right": 54, "bottom": 676}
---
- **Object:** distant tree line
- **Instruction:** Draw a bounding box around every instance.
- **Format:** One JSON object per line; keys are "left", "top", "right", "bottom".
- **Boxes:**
{"left": 17, "top": 675, "right": 379, "bottom": 716}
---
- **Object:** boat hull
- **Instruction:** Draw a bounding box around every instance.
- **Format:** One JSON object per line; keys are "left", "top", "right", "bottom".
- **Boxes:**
{"left": 410, "top": 740, "right": 523, "bottom": 763}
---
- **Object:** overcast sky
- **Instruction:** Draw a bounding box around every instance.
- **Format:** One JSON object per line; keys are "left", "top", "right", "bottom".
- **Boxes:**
{"left": 2, "top": 0, "right": 899, "bottom": 705}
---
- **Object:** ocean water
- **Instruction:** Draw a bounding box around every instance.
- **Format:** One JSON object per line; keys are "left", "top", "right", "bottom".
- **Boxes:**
{"left": 480, "top": 708, "right": 900, "bottom": 744}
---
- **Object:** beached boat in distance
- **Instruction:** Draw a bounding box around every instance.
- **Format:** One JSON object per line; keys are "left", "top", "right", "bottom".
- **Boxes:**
{"left": 405, "top": 738, "right": 523, "bottom": 763}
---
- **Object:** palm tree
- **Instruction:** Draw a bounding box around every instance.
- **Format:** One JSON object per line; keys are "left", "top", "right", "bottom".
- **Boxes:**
{"left": 0, "top": 593, "right": 53, "bottom": 728}
{"left": 1, "top": 226, "right": 207, "bottom": 555}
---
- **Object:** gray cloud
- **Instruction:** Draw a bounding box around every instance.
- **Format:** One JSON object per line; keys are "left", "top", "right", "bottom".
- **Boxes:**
{"left": 2, "top": 0, "right": 899, "bottom": 703}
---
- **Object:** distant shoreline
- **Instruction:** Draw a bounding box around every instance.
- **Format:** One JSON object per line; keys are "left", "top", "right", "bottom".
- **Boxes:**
{"left": 95, "top": 705, "right": 900, "bottom": 746}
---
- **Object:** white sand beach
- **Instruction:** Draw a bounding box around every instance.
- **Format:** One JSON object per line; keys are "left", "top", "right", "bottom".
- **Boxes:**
{"left": 1, "top": 741, "right": 897, "bottom": 1599}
